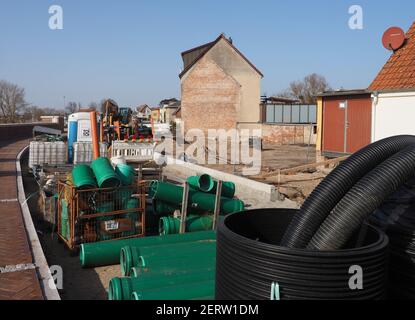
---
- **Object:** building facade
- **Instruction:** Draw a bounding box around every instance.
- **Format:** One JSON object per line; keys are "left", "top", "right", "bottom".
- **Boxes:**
{"left": 180, "top": 34, "right": 263, "bottom": 135}
{"left": 369, "top": 22, "right": 415, "bottom": 141}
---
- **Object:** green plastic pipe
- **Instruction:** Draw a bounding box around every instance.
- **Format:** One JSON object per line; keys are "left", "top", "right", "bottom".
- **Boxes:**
{"left": 187, "top": 174, "right": 236, "bottom": 198}
{"left": 108, "top": 270, "right": 215, "bottom": 300}
{"left": 79, "top": 230, "right": 216, "bottom": 268}
{"left": 138, "top": 252, "right": 216, "bottom": 269}
{"left": 90, "top": 157, "right": 121, "bottom": 188}
{"left": 149, "top": 181, "right": 244, "bottom": 215}
{"left": 130, "top": 264, "right": 215, "bottom": 278}
{"left": 159, "top": 215, "right": 218, "bottom": 235}
{"left": 72, "top": 164, "right": 97, "bottom": 189}
{"left": 138, "top": 241, "right": 215, "bottom": 266}
{"left": 152, "top": 200, "right": 198, "bottom": 216}
{"left": 115, "top": 164, "right": 135, "bottom": 186}
{"left": 130, "top": 280, "right": 215, "bottom": 300}
{"left": 121, "top": 242, "right": 215, "bottom": 276}
{"left": 134, "top": 256, "right": 216, "bottom": 277}
{"left": 61, "top": 199, "right": 70, "bottom": 240}
{"left": 129, "top": 256, "right": 216, "bottom": 279}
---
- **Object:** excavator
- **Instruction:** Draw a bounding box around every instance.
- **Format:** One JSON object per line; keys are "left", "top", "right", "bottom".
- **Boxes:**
{"left": 101, "top": 99, "right": 152, "bottom": 143}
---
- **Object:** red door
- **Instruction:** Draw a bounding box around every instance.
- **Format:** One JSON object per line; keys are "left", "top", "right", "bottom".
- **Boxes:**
{"left": 322, "top": 95, "right": 371, "bottom": 154}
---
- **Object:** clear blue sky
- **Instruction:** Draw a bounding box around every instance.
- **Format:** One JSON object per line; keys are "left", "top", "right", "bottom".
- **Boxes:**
{"left": 1, "top": 0, "right": 414, "bottom": 109}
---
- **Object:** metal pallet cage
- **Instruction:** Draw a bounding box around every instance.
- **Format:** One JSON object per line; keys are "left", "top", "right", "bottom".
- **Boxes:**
{"left": 57, "top": 181, "right": 146, "bottom": 251}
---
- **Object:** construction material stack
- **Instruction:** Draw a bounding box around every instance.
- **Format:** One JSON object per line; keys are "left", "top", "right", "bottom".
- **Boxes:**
{"left": 57, "top": 157, "right": 145, "bottom": 251}
{"left": 149, "top": 174, "right": 244, "bottom": 235}
{"left": 108, "top": 231, "right": 216, "bottom": 300}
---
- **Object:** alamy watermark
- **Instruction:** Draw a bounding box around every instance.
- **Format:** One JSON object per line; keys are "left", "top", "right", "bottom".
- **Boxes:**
{"left": 154, "top": 127, "right": 263, "bottom": 176}
{"left": 348, "top": 265, "right": 364, "bottom": 290}
{"left": 348, "top": 5, "right": 363, "bottom": 30}
{"left": 49, "top": 5, "right": 63, "bottom": 30}
{"left": 1, "top": 263, "right": 63, "bottom": 290}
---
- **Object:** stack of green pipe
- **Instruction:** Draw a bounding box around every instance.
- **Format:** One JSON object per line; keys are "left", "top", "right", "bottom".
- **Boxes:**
{"left": 187, "top": 174, "right": 236, "bottom": 198}
{"left": 108, "top": 269, "right": 215, "bottom": 300}
{"left": 120, "top": 240, "right": 216, "bottom": 276}
{"left": 149, "top": 181, "right": 244, "bottom": 215}
{"left": 130, "top": 281, "right": 215, "bottom": 300}
{"left": 80, "top": 230, "right": 215, "bottom": 268}
{"left": 159, "top": 215, "right": 217, "bottom": 235}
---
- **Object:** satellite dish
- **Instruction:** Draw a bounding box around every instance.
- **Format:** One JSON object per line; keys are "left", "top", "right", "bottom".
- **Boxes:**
{"left": 382, "top": 27, "right": 405, "bottom": 51}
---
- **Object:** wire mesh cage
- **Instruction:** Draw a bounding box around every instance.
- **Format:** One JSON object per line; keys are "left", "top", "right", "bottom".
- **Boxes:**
{"left": 57, "top": 181, "right": 146, "bottom": 250}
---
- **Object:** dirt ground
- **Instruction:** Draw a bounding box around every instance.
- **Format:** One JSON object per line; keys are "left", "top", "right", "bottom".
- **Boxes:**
{"left": 162, "top": 138, "right": 323, "bottom": 204}
{"left": 21, "top": 155, "right": 118, "bottom": 300}
{"left": 201, "top": 143, "right": 326, "bottom": 205}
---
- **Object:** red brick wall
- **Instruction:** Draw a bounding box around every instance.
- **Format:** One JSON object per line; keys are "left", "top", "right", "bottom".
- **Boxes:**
{"left": 262, "top": 124, "right": 317, "bottom": 145}
{"left": 181, "top": 57, "right": 240, "bottom": 135}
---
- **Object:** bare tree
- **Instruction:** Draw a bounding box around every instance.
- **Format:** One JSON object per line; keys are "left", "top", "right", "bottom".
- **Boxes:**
{"left": 88, "top": 102, "right": 99, "bottom": 110}
{"left": 65, "top": 101, "right": 79, "bottom": 114}
{"left": 23, "top": 106, "right": 65, "bottom": 122}
{"left": 276, "top": 73, "right": 331, "bottom": 104}
{"left": 0, "top": 80, "right": 28, "bottom": 123}
{"left": 23, "top": 106, "right": 45, "bottom": 122}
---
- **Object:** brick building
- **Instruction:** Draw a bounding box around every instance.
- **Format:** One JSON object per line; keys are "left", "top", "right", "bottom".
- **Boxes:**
{"left": 179, "top": 34, "right": 263, "bottom": 135}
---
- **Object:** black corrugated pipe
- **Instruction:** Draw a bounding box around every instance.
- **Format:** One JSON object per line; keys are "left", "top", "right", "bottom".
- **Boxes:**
{"left": 369, "top": 181, "right": 415, "bottom": 299}
{"left": 281, "top": 135, "right": 415, "bottom": 249}
{"left": 216, "top": 209, "right": 389, "bottom": 300}
{"left": 308, "top": 145, "right": 415, "bottom": 251}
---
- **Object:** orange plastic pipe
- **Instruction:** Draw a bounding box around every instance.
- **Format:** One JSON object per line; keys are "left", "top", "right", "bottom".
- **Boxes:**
{"left": 90, "top": 111, "right": 100, "bottom": 160}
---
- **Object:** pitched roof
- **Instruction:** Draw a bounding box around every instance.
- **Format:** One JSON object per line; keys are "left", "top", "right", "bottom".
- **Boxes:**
{"left": 137, "top": 104, "right": 150, "bottom": 113}
{"left": 370, "top": 22, "right": 415, "bottom": 92}
{"left": 179, "top": 34, "right": 263, "bottom": 78}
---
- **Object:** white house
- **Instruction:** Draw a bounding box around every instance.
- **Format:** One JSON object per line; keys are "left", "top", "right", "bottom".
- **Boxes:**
{"left": 136, "top": 105, "right": 152, "bottom": 120}
{"left": 370, "top": 22, "right": 415, "bottom": 141}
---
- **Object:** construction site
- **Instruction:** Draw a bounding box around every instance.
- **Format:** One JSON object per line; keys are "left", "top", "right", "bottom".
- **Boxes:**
{"left": 2, "top": 1, "right": 415, "bottom": 303}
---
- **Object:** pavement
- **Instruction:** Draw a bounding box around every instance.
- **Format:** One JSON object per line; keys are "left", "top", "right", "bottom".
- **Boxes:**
{"left": 0, "top": 139, "right": 44, "bottom": 300}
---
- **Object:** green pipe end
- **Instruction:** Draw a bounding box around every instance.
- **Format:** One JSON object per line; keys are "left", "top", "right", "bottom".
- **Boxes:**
{"left": 199, "top": 174, "right": 215, "bottom": 192}
{"left": 131, "top": 292, "right": 140, "bottom": 300}
{"left": 138, "top": 256, "right": 146, "bottom": 268}
{"left": 120, "top": 246, "right": 132, "bottom": 277}
{"left": 148, "top": 180, "right": 158, "bottom": 199}
{"left": 131, "top": 267, "right": 140, "bottom": 278}
{"left": 79, "top": 244, "right": 86, "bottom": 268}
{"left": 108, "top": 277, "right": 122, "bottom": 300}
{"left": 158, "top": 216, "right": 168, "bottom": 235}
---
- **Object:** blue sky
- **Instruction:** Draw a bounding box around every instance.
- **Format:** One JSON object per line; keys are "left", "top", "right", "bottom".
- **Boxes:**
{"left": 0, "top": 0, "right": 414, "bottom": 109}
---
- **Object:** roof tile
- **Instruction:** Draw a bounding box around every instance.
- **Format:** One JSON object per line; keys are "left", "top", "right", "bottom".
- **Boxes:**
{"left": 370, "top": 22, "right": 415, "bottom": 91}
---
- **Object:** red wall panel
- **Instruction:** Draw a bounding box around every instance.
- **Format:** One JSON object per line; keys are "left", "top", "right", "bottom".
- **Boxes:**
{"left": 322, "top": 95, "right": 371, "bottom": 154}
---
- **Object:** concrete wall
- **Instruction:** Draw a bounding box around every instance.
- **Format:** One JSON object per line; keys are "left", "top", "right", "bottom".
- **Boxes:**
{"left": 0, "top": 122, "right": 62, "bottom": 141}
{"left": 181, "top": 57, "right": 240, "bottom": 134}
{"left": 372, "top": 91, "right": 415, "bottom": 141}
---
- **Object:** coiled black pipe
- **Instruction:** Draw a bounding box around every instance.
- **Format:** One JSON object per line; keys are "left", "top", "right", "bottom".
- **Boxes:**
{"left": 216, "top": 209, "right": 389, "bottom": 300}
{"left": 308, "top": 145, "right": 415, "bottom": 251}
{"left": 281, "top": 135, "right": 415, "bottom": 249}
{"left": 370, "top": 181, "right": 415, "bottom": 299}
